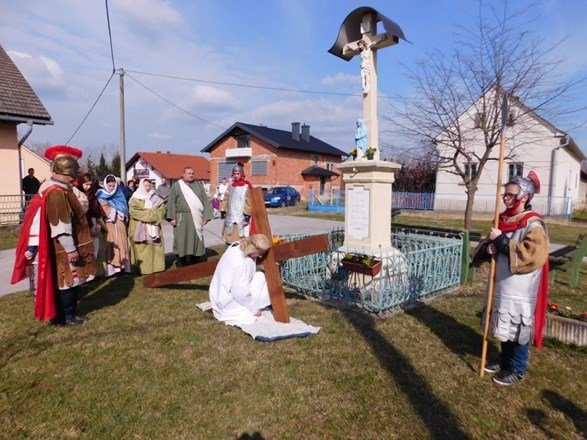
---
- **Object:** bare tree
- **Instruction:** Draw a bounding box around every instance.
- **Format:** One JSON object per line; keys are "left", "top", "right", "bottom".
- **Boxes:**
{"left": 386, "top": 2, "right": 586, "bottom": 229}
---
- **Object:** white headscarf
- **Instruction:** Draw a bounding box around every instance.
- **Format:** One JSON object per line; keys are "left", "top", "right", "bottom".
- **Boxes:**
{"left": 131, "top": 178, "right": 156, "bottom": 208}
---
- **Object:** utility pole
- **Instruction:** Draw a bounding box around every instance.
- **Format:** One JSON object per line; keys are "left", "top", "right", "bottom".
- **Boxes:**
{"left": 118, "top": 67, "right": 126, "bottom": 180}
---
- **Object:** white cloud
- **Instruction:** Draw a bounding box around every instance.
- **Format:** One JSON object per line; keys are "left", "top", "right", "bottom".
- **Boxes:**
{"left": 321, "top": 72, "right": 357, "bottom": 86}
{"left": 7, "top": 50, "right": 65, "bottom": 92}
{"left": 149, "top": 132, "right": 174, "bottom": 140}
{"left": 190, "top": 85, "right": 240, "bottom": 110}
{"left": 114, "top": 0, "right": 187, "bottom": 42}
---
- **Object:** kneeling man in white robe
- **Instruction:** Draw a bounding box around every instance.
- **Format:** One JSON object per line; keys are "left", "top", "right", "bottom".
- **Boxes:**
{"left": 209, "top": 234, "right": 272, "bottom": 326}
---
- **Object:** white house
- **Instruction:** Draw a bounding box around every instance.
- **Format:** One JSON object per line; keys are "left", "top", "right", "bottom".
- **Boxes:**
{"left": 434, "top": 89, "right": 586, "bottom": 215}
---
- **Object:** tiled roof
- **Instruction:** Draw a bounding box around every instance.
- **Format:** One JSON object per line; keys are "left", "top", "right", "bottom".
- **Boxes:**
{"left": 126, "top": 151, "right": 210, "bottom": 180}
{"left": 0, "top": 44, "right": 52, "bottom": 124}
{"left": 300, "top": 165, "right": 339, "bottom": 177}
{"left": 201, "top": 122, "right": 349, "bottom": 157}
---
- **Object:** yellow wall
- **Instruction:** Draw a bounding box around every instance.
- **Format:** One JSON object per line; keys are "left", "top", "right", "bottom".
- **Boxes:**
{"left": 0, "top": 123, "right": 21, "bottom": 196}
{"left": 0, "top": 123, "right": 51, "bottom": 196}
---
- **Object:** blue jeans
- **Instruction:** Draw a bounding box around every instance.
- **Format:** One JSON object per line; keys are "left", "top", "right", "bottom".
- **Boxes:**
{"left": 500, "top": 341, "right": 529, "bottom": 375}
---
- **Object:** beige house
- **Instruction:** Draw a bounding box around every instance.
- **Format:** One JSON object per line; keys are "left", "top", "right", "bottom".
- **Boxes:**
{"left": 0, "top": 44, "right": 53, "bottom": 223}
{"left": 434, "top": 89, "right": 586, "bottom": 216}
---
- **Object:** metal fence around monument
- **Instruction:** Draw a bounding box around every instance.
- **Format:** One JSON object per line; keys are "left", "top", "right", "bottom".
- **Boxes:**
{"left": 279, "top": 227, "right": 463, "bottom": 314}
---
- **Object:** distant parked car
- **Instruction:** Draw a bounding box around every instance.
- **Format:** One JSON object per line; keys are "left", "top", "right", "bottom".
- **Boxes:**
{"left": 264, "top": 186, "right": 301, "bottom": 207}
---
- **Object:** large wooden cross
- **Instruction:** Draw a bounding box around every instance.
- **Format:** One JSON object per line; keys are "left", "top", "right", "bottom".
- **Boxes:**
{"left": 143, "top": 187, "right": 329, "bottom": 323}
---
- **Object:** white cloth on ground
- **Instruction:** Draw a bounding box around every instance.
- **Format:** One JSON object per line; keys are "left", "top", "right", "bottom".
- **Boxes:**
{"left": 197, "top": 302, "right": 320, "bottom": 341}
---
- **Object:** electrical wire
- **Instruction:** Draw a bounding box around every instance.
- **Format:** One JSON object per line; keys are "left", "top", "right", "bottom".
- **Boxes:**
{"left": 125, "top": 72, "right": 226, "bottom": 130}
{"left": 126, "top": 69, "right": 362, "bottom": 98}
{"left": 65, "top": 72, "right": 116, "bottom": 145}
{"left": 104, "top": 0, "right": 116, "bottom": 72}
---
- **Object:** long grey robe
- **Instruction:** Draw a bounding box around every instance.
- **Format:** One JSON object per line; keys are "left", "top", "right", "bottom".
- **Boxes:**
{"left": 167, "top": 179, "right": 213, "bottom": 257}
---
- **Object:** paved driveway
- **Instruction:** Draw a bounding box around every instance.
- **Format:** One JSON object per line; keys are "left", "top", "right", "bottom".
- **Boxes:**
{"left": 1, "top": 215, "right": 343, "bottom": 297}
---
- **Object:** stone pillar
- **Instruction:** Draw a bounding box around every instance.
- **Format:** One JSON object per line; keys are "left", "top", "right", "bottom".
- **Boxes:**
{"left": 337, "top": 160, "right": 401, "bottom": 256}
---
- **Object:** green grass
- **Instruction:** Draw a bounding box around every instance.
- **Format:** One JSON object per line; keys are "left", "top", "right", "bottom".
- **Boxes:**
{"left": 0, "top": 225, "right": 20, "bottom": 251}
{"left": 572, "top": 208, "right": 587, "bottom": 223}
{"left": 1, "top": 257, "right": 586, "bottom": 439}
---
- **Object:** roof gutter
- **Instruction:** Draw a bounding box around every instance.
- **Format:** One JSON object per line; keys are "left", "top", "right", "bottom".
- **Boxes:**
{"left": 0, "top": 114, "right": 53, "bottom": 125}
{"left": 547, "top": 135, "right": 571, "bottom": 215}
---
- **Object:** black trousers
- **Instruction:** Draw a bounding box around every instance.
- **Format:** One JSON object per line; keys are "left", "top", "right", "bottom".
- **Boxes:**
{"left": 54, "top": 286, "right": 80, "bottom": 323}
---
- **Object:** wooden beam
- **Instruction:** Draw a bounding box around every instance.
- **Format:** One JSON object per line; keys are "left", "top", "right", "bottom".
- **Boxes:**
{"left": 143, "top": 260, "right": 219, "bottom": 288}
{"left": 143, "top": 234, "right": 329, "bottom": 288}
{"left": 272, "top": 234, "right": 329, "bottom": 261}
{"left": 249, "top": 187, "right": 290, "bottom": 323}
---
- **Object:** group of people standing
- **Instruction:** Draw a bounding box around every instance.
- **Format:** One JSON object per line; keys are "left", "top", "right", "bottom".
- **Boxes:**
{"left": 12, "top": 148, "right": 265, "bottom": 328}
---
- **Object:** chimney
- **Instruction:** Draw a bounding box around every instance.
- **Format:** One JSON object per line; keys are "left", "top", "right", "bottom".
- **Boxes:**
{"left": 301, "top": 123, "right": 310, "bottom": 142}
{"left": 291, "top": 122, "right": 300, "bottom": 141}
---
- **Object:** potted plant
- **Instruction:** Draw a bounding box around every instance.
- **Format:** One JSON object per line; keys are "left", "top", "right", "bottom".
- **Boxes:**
{"left": 349, "top": 148, "right": 357, "bottom": 160}
{"left": 544, "top": 303, "right": 587, "bottom": 346}
{"left": 340, "top": 252, "right": 382, "bottom": 276}
{"left": 365, "top": 146, "right": 377, "bottom": 160}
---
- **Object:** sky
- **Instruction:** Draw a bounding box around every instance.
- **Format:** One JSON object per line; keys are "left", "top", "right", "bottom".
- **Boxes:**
{"left": 1, "top": 0, "right": 586, "bottom": 162}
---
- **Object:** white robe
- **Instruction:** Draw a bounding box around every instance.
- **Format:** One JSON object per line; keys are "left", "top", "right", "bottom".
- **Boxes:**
{"left": 209, "top": 243, "right": 271, "bottom": 326}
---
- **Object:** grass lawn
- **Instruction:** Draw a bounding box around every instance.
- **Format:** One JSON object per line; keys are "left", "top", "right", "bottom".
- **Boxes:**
{"left": 1, "top": 255, "right": 586, "bottom": 439}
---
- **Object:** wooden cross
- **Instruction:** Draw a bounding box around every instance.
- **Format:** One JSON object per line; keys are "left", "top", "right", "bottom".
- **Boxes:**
{"left": 143, "top": 187, "right": 329, "bottom": 323}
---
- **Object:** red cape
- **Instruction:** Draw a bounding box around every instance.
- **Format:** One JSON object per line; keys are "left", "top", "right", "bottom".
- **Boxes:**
{"left": 12, "top": 186, "right": 60, "bottom": 320}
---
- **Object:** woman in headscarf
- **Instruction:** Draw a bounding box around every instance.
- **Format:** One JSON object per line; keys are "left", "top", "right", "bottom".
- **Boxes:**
{"left": 78, "top": 173, "right": 106, "bottom": 260}
{"left": 128, "top": 179, "right": 167, "bottom": 275}
{"left": 96, "top": 174, "right": 131, "bottom": 276}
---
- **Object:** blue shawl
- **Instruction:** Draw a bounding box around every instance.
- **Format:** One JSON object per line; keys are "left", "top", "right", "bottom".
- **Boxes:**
{"left": 96, "top": 175, "right": 129, "bottom": 216}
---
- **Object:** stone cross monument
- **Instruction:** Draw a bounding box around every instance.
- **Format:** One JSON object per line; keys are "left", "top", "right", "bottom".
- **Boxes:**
{"left": 328, "top": 7, "right": 407, "bottom": 257}
{"left": 328, "top": 7, "right": 408, "bottom": 161}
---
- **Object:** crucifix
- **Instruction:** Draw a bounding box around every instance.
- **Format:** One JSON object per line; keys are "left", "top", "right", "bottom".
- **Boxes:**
{"left": 143, "top": 187, "right": 329, "bottom": 323}
{"left": 328, "top": 7, "right": 408, "bottom": 161}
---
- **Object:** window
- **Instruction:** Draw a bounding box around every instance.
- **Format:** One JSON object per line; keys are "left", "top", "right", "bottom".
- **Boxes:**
{"left": 464, "top": 162, "right": 478, "bottom": 180}
{"left": 474, "top": 112, "right": 485, "bottom": 129}
{"left": 251, "top": 160, "right": 267, "bottom": 176}
{"left": 508, "top": 162, "right": 523, "bottom": 179}
{"left": 326, "top": 163, "right": 334, "bottom": 171}
{"left": 236, "top": 135, "right": 250, "bottom": 149}
{"left": 506, "top": 110, "right": 516, "bottom": 127}
{"left": 218, "top": 160, "right": 236, "bottom": 180}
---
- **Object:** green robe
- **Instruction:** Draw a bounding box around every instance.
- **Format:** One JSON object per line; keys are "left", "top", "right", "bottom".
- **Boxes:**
{"left": 129, "top": 198, "right": 167, "bottom": 275}
{"left": 167, "top": 180, "right": 213, "bottom": 257}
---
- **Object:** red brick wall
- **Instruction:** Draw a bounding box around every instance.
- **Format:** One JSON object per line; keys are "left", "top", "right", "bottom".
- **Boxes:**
{"left": 208, "top": 135, "right": 345, "bottom": 199}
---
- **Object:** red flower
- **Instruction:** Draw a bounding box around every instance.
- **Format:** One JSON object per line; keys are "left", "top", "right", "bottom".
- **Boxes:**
{"left": 548, "top": 303, "right": 559, "bottom": 312}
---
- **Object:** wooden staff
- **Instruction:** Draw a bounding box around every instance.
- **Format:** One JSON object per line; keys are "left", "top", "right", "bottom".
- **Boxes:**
{"left": 479, "top": 94, "right": 509, "bottom": 377}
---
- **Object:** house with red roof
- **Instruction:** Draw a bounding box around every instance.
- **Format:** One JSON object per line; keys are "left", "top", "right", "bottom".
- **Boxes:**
{"left": 125, "top": 150, "right": 210, "bottom": 191}
{"left": 201, "top": 122, "right": 348, "bottom": 199}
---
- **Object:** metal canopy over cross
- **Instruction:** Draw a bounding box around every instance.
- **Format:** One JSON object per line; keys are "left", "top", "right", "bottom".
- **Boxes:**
{"left": 143, "top": 187, "right": 329, "bottom": 323}
{"left": 328, "top": 7, "right": 408, "bottom": 161}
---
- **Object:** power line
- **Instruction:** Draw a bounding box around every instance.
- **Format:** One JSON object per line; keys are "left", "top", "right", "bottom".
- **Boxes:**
{"left": 66, "top": 72, "right": 116, "bottom": 145}
{"left": 104, "top": 0, "right": 116, "bottom": 72}
{"left": 125, "top": 69, "right": 363, "bottom": 98}
{"left": 125, "top": 72, "right": 227, "bottom": 130}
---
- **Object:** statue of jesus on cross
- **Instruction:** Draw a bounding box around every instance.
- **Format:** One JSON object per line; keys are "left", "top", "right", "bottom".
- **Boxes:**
{"left": 328, "top": 7, "right": 408, "bottom": 162}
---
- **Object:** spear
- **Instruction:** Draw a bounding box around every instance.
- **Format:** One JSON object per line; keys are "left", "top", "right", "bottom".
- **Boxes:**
{"left": 479, "top": 93, "right": 509, "bottom": 377}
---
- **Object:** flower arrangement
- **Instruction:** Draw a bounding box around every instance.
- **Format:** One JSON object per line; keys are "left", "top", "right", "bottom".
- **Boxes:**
{"left": 272, "top": 236, "right": 284, "bottom": 245}
{"left": 341, "top": 252, "right": 382, "bottom": 276}
{"left": 342, "top": 252, "right": 377, "bottom": 266}
{"left": 547, "top": 303, "right": 587, "bottom": 322}
{"left": 350, "top": 148, "right": 357, "bottom": 159}
{"left": 365, "top": 146, "right": 377, "bottom": 158}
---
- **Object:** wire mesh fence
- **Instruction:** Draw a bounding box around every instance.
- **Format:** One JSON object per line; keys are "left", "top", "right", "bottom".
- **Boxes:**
{"left": 279, "top": 227, "right": 463, "bottom": 314}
